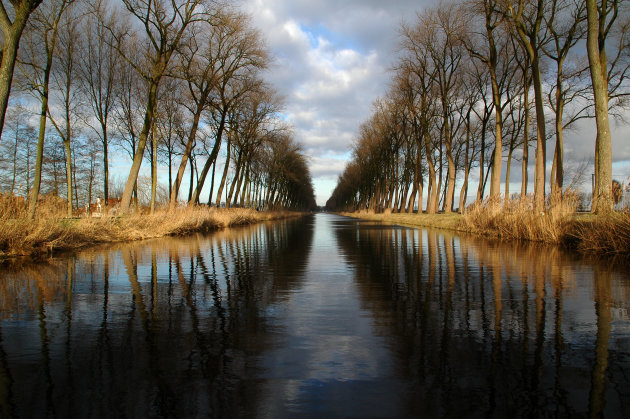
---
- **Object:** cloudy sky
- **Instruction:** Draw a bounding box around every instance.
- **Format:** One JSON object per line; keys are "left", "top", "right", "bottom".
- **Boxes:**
{"left": 239, "top": 0, "right": 630, "bottom": 206}
{"left": 239, "top": 0, "right": 432, "bottom": 205}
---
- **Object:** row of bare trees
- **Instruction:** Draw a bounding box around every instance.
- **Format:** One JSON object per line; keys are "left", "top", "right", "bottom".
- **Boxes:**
{"left": 327, "top": 0, "right": 628, "bottom": 214}
{"left": 0, "top": 0, "right": 316, "bottom": 217}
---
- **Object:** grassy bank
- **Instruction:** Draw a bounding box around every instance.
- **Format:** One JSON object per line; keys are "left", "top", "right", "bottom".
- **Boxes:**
{"left": 340, "top": 210, "right": 464, "bottom": 232}
{"left": 340, "top": 198, "right": 630, "bottom": 255}
{"left": 0, "top": 197, "right": 302, "bottom": 258}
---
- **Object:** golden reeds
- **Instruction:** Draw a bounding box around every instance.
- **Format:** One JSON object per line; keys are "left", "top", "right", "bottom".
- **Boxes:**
{"left": 462, "top": 195, "right": 630, "bottom": 255}
{"left": 461, "top": 195, "right": 577, "bottom": 242}
{"left": 0, "top": 195, "right": 301, "bottom": 258}
{"left": 568, "top": 211, "right": 630, "bottom": 254}
{"left": 341, "top": 210, "right": 463, "bottom": 231}
{"left": 343, "top": 193, "right": 630, "bottom": 256}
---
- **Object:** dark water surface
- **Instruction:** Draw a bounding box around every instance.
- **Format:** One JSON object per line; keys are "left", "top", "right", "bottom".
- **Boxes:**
{"left": 1, "top": 214, "right": 629, "bottom": 418}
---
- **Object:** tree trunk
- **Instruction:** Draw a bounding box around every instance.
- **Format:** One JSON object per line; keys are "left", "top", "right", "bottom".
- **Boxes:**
{"left": 167, "top": 145, "right": 172, "bottom": 201}
{"left": 169, "top": 109, "right": 201, "bottom": 209}
{"left": 477, "top": 118, "right": 487, "bottom": 203}
{"left": 532, "top": 56, "right": 547, "bottom": 212}
{"left": 0, "top": 5, "right": 34, "bottom": 137}
{"left": 240, "top": 163, "right": 250, "bottom": 207}
{"left": 11, "top": 127, "right": 19, "bottom": 194}
{"left": 120, "top": 80, "right": 159, "bottom": 213}
{"left": 521, "top": 80, "right": 530, "bottom": 199}
{"left": 426, "top": 152, "right": 438, "bottom": 214}
{"left": 505, "top": 148, "right": 513, "bottom": 199}
{"left": 191, "top": 110, "right": 227, "bottom": 204}
{"left": 436, "top": 144, "right": 444, "bottom": 211}
{"left": 27, "top": 58, "right": 52, "bottom": 220}
{"left": 208, "top": 158, "right": 216, "bottom": 206}
{"left": 215, "top": 138, "right": 231, "bottom": 207}
{"left": 188, "top": 154, "right": 194, "bottom": 202}
{"left": 586, "top": 0, "right": 613, "bottom": 213}
{"left": 551, "top": 95, "right": 564, "bottom": 206}
{"left": 72, "top": 147, "right": 79, "bottom": 210}
{"left": 150, "top": 118, "right": 157, "bottom": 214}
{"left": 489, "top": 69, "right": 503, "bottom": 199}
{"left": 103, "top": 129, "right": 109, "bottom": 205}
{"left": 226, "top": 150, "right": 242, "bottom": 207}
{"left": 460, "top": 119, "right": 471, "bottom": 213}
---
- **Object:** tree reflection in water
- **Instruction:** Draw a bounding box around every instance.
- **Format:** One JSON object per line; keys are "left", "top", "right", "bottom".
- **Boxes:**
{"left": 0, "top": 215, "right": 628, "bottom": 417}
{"left": 333, "top": 221, "right": 629, "bottom": 417}
{"left": 0, "top": 217, "right": 313, "bottom": 418}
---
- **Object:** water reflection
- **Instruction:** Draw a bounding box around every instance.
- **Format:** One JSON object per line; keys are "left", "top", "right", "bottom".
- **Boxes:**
{"left": 0, "top": 217, "right": 313, "bottom": 418}
{"left": 0, "top": 215, "right": 629, "bottom": 417}
{"left": 333, "top": 221, "right": 630, "bottom": 417}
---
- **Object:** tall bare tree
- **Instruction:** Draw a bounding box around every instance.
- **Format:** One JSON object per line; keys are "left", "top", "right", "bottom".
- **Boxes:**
{"left": 188, "top": 12, "right": 269, "bottom": 205}
{"left": 18, "top": 0, "right": 73, "bottom": 219}
{"left": 0, "top": 0, "right": 43, "bottom": 137}
{"left": 79, "top": 0, "right": 121, "bottom": 207}
{"left": 425, "top": 4, "right": 466, "bottom": 213}
{"left": 586, "top": 0, "right": 618, "bottom": 213}
{"left": 47, "top": 5, "right": 82, "bottom": 217}
{"left": 465, "top": 0, "right": 509, "bottom": 200}
{"left": 112, "top": 0, "right": 210, "bottom": 213}
{"left": 114, "top": 53, "right": 144, "bottom": 208}
{"left": 504, "top": 0, "right": 548, "bottom": 212}
{"left": 400, "top": 19, "right": 441, "bottom": 213}
{"left": 543, "top": 0, "right": 587, "bottom": 205}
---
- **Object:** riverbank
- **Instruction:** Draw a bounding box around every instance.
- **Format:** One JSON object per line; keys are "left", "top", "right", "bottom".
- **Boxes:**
{"left": 0, "top": 205, "right": 304, "bottom": 259}
{"left": 340, "top": 203, "right": 630, "bottom": 255}
{"left": 339, "top": 210, "right": 465, "bottom": 232}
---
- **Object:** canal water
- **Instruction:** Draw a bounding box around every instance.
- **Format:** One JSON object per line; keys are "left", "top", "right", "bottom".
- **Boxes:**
{"left": 0, "top": 214, "right": 629, "bottom": 418}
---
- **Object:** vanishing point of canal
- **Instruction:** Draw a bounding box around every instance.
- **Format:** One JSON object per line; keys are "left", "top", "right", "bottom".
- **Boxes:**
{"left": 1, "top": 214, "right": 629, "bottom": 418}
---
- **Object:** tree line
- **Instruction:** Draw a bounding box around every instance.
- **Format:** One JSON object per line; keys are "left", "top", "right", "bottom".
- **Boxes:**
{"left": 326, "top": 0, "right": 628, "bottom": 214}
{"left": 0, "top": 0, "right": 316, "bottom": 217}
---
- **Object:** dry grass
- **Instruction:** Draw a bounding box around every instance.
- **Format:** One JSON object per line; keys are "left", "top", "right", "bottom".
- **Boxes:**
{"left": 341, "top": 194, "right": 630, "bottom": 256}
{"left": 0, "top": 195, "right": 302, "bottom": 258}
{"left": 340, "top": 210, "right": 464, "bottom": 231}
{"left": 461, "top": 196, "right": 578, "bottom": 243}
{"left": 567, "top": 211, "right": 630, "bottom": 254}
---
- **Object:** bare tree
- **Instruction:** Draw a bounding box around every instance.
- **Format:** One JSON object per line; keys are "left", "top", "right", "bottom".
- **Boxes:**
{"left": 464, "top": 0, "right": 509, "bottom": 200}
{"left": 504, "top": 0, "right": 549, "bottom": 212}
{"left": 586, "top": 0, "right": 619, "bottom": 213}
{"left": 47, "top": 5, "right": 82, "bottom": 217}
{"left": 543, "top": 0, "right": 587, "bottom": 205}
{"left": 400, "top": 18, "right": 441, "bottom": 213}
{"left": 188, "top": 11, "right": 270, "bottom": 205}
{"left": 424, "top": 4, "right": 467, "bottom": 213}
{"left": 111, "top": 0, "right": 210, "bottom": 213}
{"left": 18, "top": 0, "right": 73, "bottom": 219}
{"left": 79, "top": 0, "right": 121, "bottom": 207}
{"left": 154, "top": 76, "right": 186, "bottom": 199}
{"left": 114, "top": 54, "right": 145, "bottom": 208}
{"left": 0, "top": 0, "right": 43, "bottom": 136}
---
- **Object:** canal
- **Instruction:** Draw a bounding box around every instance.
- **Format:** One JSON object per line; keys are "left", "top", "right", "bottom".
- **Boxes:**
{"left": 0, "top": 213, "right": 629, "bottom": 417}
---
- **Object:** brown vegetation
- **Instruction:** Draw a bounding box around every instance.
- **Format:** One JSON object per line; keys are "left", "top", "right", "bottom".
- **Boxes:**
{"left": 461, "top": 196, "right": 579, "bottom": 242}
{"left": 461, "top": 196, "right": 630, "bottom": 255}
{"left": 567, "top": 212, "right": 630, "bottom": 254}
{"left": 341, "top": 210, "right": 463, "bottom": 232}
{"left": 0, "top": 194, "right": 302, "bottom": 258}
{"left": 343, "top": 195, "right": 630, "bottom": 256}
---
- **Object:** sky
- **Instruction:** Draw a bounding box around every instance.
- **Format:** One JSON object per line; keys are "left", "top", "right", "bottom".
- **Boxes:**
{"left": 238, "top": 0, "right": 630, "bottom": 207}
{"left": 239, "top": 0, "right": 433, "bottom": 206}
